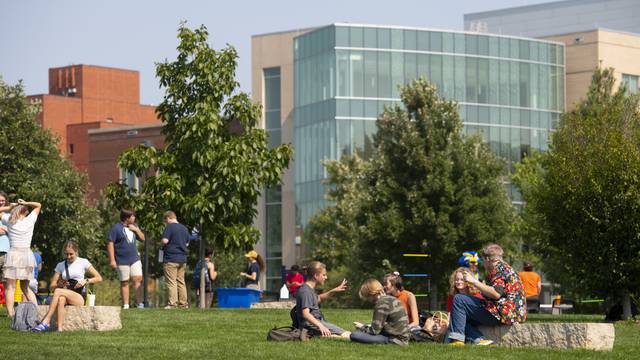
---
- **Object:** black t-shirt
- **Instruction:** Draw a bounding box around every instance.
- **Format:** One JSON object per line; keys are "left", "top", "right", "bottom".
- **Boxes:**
{"left": 161, "top": 222, "right": 189, "bottom": 264}
{"left": 296, "top": 283, "right": 324, "bottom": 328}
{"left": 245, "top": 262, "right": 260, "bottom": 286}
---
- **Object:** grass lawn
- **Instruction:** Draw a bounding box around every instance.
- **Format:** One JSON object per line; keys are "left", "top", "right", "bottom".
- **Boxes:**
{"left": 0, "top": 308, "right": 637, "bottom": 359}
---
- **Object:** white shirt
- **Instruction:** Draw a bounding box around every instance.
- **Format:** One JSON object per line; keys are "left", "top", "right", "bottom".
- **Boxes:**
{"left": 0, "top": 211, "right": 38, "bottom": 248}
{"left": 54, "top": 257, "right": 92, "bottom": 281}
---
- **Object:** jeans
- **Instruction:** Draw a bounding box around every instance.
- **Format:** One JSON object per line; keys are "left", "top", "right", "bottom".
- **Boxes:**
{"left": 350, "top": 331, "right": 389, "bottom": 344}
{"left": 447, "top": 293, "right": 499, "bottom": 343}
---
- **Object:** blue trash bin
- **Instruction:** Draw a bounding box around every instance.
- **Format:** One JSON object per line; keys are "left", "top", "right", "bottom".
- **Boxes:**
{"left": 217, "top": 288, "right": 262, "bottom": 308}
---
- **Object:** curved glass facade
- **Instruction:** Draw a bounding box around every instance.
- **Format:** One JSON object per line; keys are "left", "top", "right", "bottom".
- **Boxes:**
{"left": 294, "top": 24, "right": 564, "bottom": 228}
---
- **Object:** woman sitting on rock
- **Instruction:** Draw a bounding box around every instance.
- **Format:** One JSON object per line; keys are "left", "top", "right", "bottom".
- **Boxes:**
{"left": 32, "top": 240, "right": 102, "bottom": 333}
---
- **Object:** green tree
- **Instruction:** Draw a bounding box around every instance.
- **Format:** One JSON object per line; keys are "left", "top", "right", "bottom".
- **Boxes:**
{"left": 308, "top": 80, "right": 514, "bottom": 308}
{"left": 0, "top": 78, "right": 106, "bottom": 278}
{"left": 514, "top": 68, "right": 640, "bottom": 319}
{"left": 106, "top": 24, "right": 292, "bottom": 287}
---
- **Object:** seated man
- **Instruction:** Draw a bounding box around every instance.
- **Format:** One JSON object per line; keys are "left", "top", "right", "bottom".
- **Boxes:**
{"left": 447, "top": 244, "right": 526, "bottom": 346}
{"left": 295, "top": 261, "right": 350, "bottom": 338}
{"left": 518, "top": 262, "right": 541, "bottom": 313}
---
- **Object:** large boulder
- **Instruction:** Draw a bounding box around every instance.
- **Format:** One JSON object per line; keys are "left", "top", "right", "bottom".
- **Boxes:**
{"left": 478, "top": 323, "right": 615, "bottom": 351}
{"left": 37, "top": 305, "right": 122, "bottom": 331}
{"left": 250, "top": 300, "right": 295, "bottom": 309}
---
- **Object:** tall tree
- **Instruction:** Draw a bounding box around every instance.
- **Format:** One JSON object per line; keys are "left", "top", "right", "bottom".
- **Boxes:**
{"left": 106, "top": 24, "right": 292, "bottom": 298}
{"left": 309, "top": 79, "right": 514, "bottom": 308}
{"left": 514, "top": 68, "right": 640, "bottom": 319}
{"left": 0, "top": 78, "right": 105, "bottom": 276}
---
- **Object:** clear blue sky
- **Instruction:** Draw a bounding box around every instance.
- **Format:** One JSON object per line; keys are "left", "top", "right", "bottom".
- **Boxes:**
{"left": 0, "top": 0, "right": 551, "bottom": 105}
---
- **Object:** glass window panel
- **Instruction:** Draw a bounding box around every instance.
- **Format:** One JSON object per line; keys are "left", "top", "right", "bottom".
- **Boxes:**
{"left": 266, "top": 204, "right": 282, "bottom": 257}
{"left": 364, "top": 51, "right": 377, "bottom": 97}
{"left": 430, "top": 54, "right": 443, "bottom": 95}
{"left": 442, "top": 55, "right": 454, "bottom": 99}
{"left": 557, "top": 44, "right": 564, "bottom": 64}
{"left": 530, "top": 42, "right": 539, "bottom": 62}
{"left": 265, "top": 77, "right": 281, "bottom": 111}
{"left": 510, "top": 61, "right": 519, "bottom": 107}
{"left": 478, "top": 59, "right": 489, "bottom": 103}
{"left": 489, "top": 126, "right": 500, "bottom": 153}
{"left": 364, "top": 28, "right": 377, "bottom": 48}
{"left": 510, "top": 39, "right": 519, "bottom": 59}
{"left": 337, "top": 99, "right": 350, "bottom": 116}
{"left": 352, "top": 120, "right": 365, "bottom": 155}
{"left": 510, "top": 126, "right": 521, "bottom": 163}
{"left": 350, "top": 27, "right": 363, "bottom": 47}
{"left": 351, "top": 99, "right": 364, "bottom": 117}
{"left": 466, "top": 57, "right": 478, "bottom": 103}
{"left": 454, "top": 33, "right": 465, "bottom": 54}
{"left": 489, "top": 106, "right": 499, "bottom": 125}
{"left": 466, "top": 34, "right": 478, "bottom": 55}
{"left": 520, "top": 109, "right": 530, "bottom": 127}
{"left": 500, "top": 126, "right": 510, "bottom": 160}
{"left": 266, "top": 185, "right": 282, "bottom": 203}
{"left": 418, "top": 54, "right": 430, "bottom": 80}
{"left": 378, "top": 28, "right": 391, "bottom": 48}
{"left": 404, "top": 53, "right": 417, "bottom": 85}
{"left": 430, "top": 32, "right": 442, "bottom": 52}
{"left": 442, "top": 32, "right": 453, "bottom": 53}
{"left": 266, "top": 111, "right": 280, "bottom": 130}
{"left": 365, "top": 100, "right": 378, "bottom": 118}
{"left": 478, "top": 36, "right": 489, "bottom": 56}
{"left": 519, "top": 40, "right": 530, "bottom": 60}
{"left": 478, "top": 106, "right": 489, "bottom": 124}
{"left": 489, "top": 59, "right": 499, "bottom": 104}
{"left": 519, "top": 63, "right": 530, "bottom": 108}
{"left": 391, "top": 29, "right": 404, "bottom": 49}
{"left": 539, "top": 44, "right": 549, "bottom": 63}
{"left": 489, "top": 37, "right": 499, "bottom": 57}
{"left": 378, "top": 52, "right": 392, "bottom": 98}
{"left": 268, "top": 129, "right": 281, "bottom": 149}
{"left": 500, "top": 108, "right": 510, "bottom": 126}
{"left": 417, "top": 31, "right": 430, "bottom": 51}
{"left": 404, "top": 30, "right": 417, "bottom": 50}
{"left": 337, "top": 51, "right": 350, "bottom": 97}
{"left": 530, "top": 64, "right": 539, "bottom": 108}
{"left": 454, "top": 56, "right": 465, "bottom": 102}
{"left": 391, "top": 52, "right": 404, "bottom": 98}
{"left": 364, "top": 120, "right": 377, "bottom": 159}
{"left": 500, "top": 38, "right": 509, "bottom": 58}
{"left": 351, "top": 51, "right": 364, "bottom": 97}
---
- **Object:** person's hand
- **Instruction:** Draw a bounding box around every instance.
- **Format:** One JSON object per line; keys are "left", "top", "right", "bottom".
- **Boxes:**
{"left": 75, "top": 279, "right": 86, "bottom": 289}
{"left": 318, "top": 324, "right": 332, "bottom": 337}
{"left": 127, "top": 224, "right": 140, "bottom": 232}
{"left": 353, "top": 321, "right": 364, "bottom": 330}
{"left": 332, "top": 279, "right": 348, "bottom": 293}
{"left": 240, "top": 272, "right": 246, "bottom": 277}
{"left": 463, "top": 272, "right": 477, "bottom": 285}
{"left": 0, "top": 226, "right": 6, "bottom": 235}
{"left": 17, "top": 199, "right": 25, "bottom": 205}
{"left": 110, "top": 260, "right": 117, "bottom": 269}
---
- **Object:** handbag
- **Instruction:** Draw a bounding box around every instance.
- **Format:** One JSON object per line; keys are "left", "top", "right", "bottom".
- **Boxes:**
{"left": 64, "top": 260, "right": 84, "bottom": 295}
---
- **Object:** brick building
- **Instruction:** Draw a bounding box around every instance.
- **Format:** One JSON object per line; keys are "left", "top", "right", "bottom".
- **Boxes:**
{"left": 27, "top": 64, "right": 162, "bottom": 200}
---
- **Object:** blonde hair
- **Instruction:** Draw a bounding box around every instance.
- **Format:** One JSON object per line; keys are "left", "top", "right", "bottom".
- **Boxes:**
{"left": 448, "top": 267, "right": 479, "bottom": 295}
{"left": 306, "top": 261, "right": 326, "bottom": 278}
{"left": 9, "top": 205, "right": 28, "bottom": 224}
{"left": 359, "top": 278, "right": 385, "bottom": 301}
{"left": 163, "top": 210, "right": 177, "bottom": 221}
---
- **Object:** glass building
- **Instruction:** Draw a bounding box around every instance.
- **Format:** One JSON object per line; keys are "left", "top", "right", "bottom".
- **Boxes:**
{"left": 294, "top": 24, "right": 564, "bottom": 228}
{"left": 252, "top": 24, "right": 564, "bottom": 291}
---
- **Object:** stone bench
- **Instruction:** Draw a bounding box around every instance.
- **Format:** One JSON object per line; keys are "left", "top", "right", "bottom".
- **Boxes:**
{"left": 37, "top": 305, "right": 122, "bottom": 331}
{"left": 250, "top": 300, "right": 295, "bottom": 309}
{"left": 478, "top": 323, "right": 615, "bottom": 351}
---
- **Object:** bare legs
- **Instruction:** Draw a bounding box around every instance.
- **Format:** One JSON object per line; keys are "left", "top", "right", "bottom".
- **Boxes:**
{"left": 5, "top": 279, "right": 37, "bottom": 317}
{"left": 40, "top": 288, "right": 84, "bottom": 331}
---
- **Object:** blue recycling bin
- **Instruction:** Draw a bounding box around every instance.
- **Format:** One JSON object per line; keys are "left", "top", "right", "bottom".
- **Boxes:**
{"left": 217, "top": 288, "right": 262, "bottom": 308}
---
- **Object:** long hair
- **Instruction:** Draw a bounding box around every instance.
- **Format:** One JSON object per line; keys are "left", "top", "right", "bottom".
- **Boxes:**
{"left": 383, "top": 272, "right": 404, "bottom": 291}
{"left": 359, "top": 279, "right": 385, "bottom": 301}
{"left": 256, "top": 254, "right": 266, "bottom": 272}
{"left": 9, "top": 205, "right": 28, "bottom": 224}
{"left": 449, "top": 267, "right": 479, "bottom": 296}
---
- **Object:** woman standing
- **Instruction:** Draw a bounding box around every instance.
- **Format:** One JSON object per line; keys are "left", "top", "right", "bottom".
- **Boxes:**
{"left": 351, "top": 279, "right": 411, "bottom": 345}
{"left": 0, "top": 199, "right": 41, "bottom": 317}
{"left": 240, "top": 250, "right": 265, "bottom": 290}
{"left": 32, "top": 241, "right": 102, "bottom": 332}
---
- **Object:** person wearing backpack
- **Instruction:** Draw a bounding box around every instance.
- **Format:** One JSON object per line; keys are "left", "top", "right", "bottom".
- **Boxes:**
{"left": 32, "top": 240, "right": 102, "bottom": 333}
{"left": 0, "top": 199, "right": 41, "bottom": 318}
{"left": 192, "top": 248, "right": 217, "bottom": 308}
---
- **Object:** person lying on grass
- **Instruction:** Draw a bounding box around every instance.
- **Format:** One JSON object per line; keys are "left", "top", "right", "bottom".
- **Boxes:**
{"left": 351, "top": 278, "right": 411, "bottom": 345}
{"left": 295, "top": 261, "right": 350, "bottom": 338}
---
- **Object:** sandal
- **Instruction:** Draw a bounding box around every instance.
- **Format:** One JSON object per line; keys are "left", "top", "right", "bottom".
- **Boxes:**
{"left": 31, "top": 322, "right": 50, "bottom": 333}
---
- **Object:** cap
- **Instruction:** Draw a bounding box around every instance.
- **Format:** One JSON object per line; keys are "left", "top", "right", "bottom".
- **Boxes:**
{"left": 245, "top": 250, "right": 258, "bottom": 258}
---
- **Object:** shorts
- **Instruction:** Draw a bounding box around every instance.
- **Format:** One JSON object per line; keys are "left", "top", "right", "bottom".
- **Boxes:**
{"left": 117, "top": 260, "right": 143, "bottom": 281}
{"left": 3, "top": 247, "right": 35, "bottom": 280}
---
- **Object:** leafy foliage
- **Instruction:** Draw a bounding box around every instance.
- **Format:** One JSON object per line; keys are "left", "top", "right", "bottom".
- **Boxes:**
{"left": 0, "top": 78, "right": 106, "bottom": 278}
{"left": 308, "top": 79, "right": 514, "bottom": 306}
{"left": 514, "top": 68, "right": 640, "bottom": 305}
{"left": 106, "top": 24, "right": 292, "bottom": 254}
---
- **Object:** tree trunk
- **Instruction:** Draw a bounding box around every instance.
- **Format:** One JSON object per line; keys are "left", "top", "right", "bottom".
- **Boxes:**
{"left": 622, "top": 292, "right": 632, "bottom": 320}
{"left": 430, "top": 282, "right": 439, "bottom": 311}
{"left": 199, "top": 230, "right": 206, "bottom": 309}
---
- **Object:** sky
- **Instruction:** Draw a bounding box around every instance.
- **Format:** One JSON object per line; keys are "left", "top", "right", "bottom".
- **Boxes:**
{"left": 0, "top": 0, "right": 553, "bottom": 105}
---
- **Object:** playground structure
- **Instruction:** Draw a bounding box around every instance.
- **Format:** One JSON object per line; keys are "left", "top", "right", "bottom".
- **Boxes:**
{"left": 401, "top": 253, "right": 430, "bottom": 299}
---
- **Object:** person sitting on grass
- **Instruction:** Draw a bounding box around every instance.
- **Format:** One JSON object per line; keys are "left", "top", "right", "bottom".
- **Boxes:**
{"left": 351, "top": 279, "right": 411, "bottom": 345}
{"left": 383, "top": 272, "right": 419, "bottom": 329}
{"left": 295, "top": 261, "right": 350, "bottom": 338}
{"left": 447, "top": 243, "right": 526, "bottom": 346}
{"left": 446, "top": 267, "right": 483, "bottom": 313}
{"left": 32, "top": 240, "right": 102, "bottom": 333}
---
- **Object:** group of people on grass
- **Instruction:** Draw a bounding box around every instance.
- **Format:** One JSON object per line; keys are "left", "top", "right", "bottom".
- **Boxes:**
{"left": 293, "top": 243, "right": 526, "bottom": 346}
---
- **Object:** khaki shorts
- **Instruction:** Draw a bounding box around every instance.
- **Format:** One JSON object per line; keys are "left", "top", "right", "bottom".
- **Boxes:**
{"left": 117, "top": 260, "right": 143, "bottom": 281}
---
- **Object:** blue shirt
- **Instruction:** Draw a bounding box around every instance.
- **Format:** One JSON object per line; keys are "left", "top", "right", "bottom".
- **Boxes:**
{"left": 33, "top": 251, "right": 42, "bottom": 279}
{"left": 245, "top": 262, "right": 260, "bottom": 286}
{"left": 161, "top": 222, "right": 189, "bottom": 264}
{"left": 108, "top": 222, "right": 140, "bottom": 265}
{"left": 0, "top": 212, "right": 9, "bottom": 253}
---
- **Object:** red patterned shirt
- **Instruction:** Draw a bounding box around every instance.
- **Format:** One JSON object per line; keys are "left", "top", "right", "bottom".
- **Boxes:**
{"left": 483, "top": 260, "right": 526, "bottom": 324}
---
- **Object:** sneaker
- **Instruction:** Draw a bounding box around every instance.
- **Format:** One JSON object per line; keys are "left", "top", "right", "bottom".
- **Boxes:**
{"left": 122, "top": 304, "right": 130, "bottom": 310}
{"left": 137, "top": 303, "right": 145, "bottom": 309}
{"left": 32, "top": 322, "right": 50, "bottom": 333}
{"left": 476, "top": 339, "right": 494, "bottom": 346}
{"left": 449, "top": 340, "right": 465, "bottom": 347}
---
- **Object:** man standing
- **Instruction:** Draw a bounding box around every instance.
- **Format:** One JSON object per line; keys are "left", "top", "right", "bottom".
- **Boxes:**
{"left": 518, "top": 262, "right": 542, "bottom": 312}
{"left": 160, "top": 211, "right": 190, "bottom": 309}
{"left": 107, "top": 209, "right": 145, "bottom": 309}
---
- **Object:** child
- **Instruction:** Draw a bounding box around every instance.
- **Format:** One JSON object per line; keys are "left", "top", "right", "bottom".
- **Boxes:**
{"left": 351, "top": 279, "right": 411, "bottom": 345}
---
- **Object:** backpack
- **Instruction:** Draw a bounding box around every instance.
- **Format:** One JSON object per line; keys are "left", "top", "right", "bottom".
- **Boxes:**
{"left": 11, "top": 302, "right": 38, "bottom": 331}
{"left": 267, "top": 326, "right": 310, "bottom": 341}
{"left": 192, "top": 261, "right": 212, "bottom": 292}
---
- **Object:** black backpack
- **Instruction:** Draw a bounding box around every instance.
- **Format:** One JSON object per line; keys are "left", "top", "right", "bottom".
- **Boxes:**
{"left": 267, "top": 326, "right": 310, "bottom": 341}
{"left": 192, "top": 261, "right": 212, "bottom": 292}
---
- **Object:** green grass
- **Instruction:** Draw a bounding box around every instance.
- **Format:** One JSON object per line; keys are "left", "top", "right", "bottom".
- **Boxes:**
{"left": 0, "top": 309, "right": 637, "bottom": 359}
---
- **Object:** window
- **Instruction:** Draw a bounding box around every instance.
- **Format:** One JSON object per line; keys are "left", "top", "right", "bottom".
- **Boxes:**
{"left": 622, "top": 74, "right": 639, "bottom": 94}
{"left": 120, "top": 168, "right": 141, "bottom": 192}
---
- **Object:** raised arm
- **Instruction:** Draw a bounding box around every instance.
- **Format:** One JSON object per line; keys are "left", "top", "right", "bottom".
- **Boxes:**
{"left": 18, "top": 199, "right": 41, "bottom": 214}
{"left": 0, "top": 202, "right": 17, "bottom": 213}
{"left": 465, "top": 272, "right": 501, "bottom": 300}
{"left": 319, "top": 279, "right": 347, "bottom": 303}
{"left": 127, "top": 223, "right": 145, "bottom": 241}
